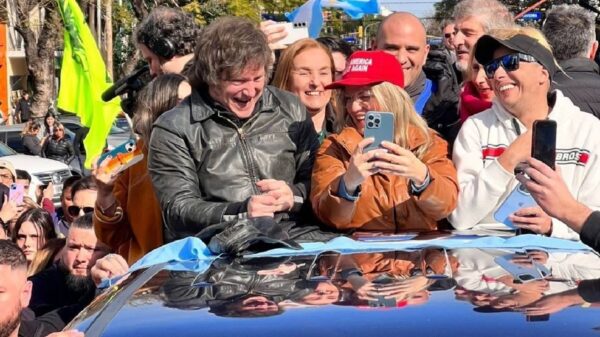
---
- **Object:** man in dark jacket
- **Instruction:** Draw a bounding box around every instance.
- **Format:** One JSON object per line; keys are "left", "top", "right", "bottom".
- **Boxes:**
{"left": 543, "top": 4, "right": 600, "bottom": 119}
{"left": 28, "top": 214, "right": 110, "bottom": 317}
{"left": 373, "top": 12, "right": 461, "bottom": 144}
{"left": 14, "top": 93, "right": 31, "bottom": 124}
{"left": 148, "top": 17, "right": 320, "bottom": 243}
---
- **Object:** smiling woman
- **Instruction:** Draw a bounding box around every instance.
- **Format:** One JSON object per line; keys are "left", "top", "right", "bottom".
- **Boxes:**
{"left": 272, "top": 39, "right": 338, "bottom": 141}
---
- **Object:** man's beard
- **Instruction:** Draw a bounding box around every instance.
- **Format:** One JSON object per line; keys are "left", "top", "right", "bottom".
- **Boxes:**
{"left": 0, "top": 302, "right": 20, "bottom": 337}
{"left": 58, "top": 263, "right": 95, "bottom": 296}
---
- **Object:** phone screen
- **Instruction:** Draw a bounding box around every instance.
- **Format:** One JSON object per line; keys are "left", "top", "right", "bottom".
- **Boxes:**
{"left": 532, "top": 120, "right": 557, "bottom": 170}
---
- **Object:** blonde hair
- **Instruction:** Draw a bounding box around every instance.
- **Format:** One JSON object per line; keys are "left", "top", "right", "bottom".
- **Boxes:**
{"left": 337, "top": 82, "right": 433, "bottom": 160}
{"left": 28, "top": 238, "right": 65, "bottom": 276}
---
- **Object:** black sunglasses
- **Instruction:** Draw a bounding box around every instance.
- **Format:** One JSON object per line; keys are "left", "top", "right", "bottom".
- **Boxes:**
{"left": 67, "top": 205, "right": 94, "bottom": 217}
{"left": 483, "top": 53, "right": 537, "bottom": 79}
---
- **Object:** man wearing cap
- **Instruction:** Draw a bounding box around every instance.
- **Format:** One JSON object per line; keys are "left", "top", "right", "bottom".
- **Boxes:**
{"left": 374, "top": 12, "right": 461, "bottom": 144}
{"left": 0, "top": 160, "right": 16, "bottom": 187}
{"left": 449, "top": 27, "right": 600, "bottom": 240}
{"left": 311, "top": 50, "right": 458, "bottom": 233}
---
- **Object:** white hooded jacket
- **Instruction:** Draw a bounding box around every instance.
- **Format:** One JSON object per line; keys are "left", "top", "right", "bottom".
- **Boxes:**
{"left": 450, "top": 90, "right": 600, "bottom": 240}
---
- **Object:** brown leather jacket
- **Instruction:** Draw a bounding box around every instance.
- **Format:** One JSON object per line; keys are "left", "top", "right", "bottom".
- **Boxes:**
{"left": 310, "top": 126, "right": 458, "bottom": 232}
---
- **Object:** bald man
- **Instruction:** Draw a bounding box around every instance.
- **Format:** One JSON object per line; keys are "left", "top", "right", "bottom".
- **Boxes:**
{"left": 374, "top": 12, "right": 460, "bottom": 144}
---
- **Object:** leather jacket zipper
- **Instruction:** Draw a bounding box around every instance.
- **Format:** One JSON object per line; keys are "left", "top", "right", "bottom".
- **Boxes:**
{"left": 237, "top": 128, "right": 260, "bottom": 194}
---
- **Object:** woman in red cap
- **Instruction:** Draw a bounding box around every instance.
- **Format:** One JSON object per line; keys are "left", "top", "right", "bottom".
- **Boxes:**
{"left": 310, "top": 51, "right": 458, "bottom": 233}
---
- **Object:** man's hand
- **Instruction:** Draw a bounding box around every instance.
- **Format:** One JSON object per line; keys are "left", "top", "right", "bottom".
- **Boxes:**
{"left": 260, "top": 20, "right": 288, "bottom": 50}
{"left": 498, "top": 130, "right": 532, "bottom": 172}
{"left": 0, "top": 195, "right": 18, "bottom": 224}
{"left": 510, "top": 206, "right": 553, "bottom": 235}
{"left": 516, "top": 158, "right": 591, "bottom": 228}
{"left": 91, "top": 253, "right": 129, "bottom": 287}
{"left": 256, "top": 179, "right": 294, "bottom": 212}
{"left": 247, "top": 194, "right": 280, "bottom": 218}
{"left": 42, "top": 182, "right": 54, "bottom": 201}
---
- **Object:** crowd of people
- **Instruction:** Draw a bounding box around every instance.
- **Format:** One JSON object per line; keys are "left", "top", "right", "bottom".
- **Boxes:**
{"left": 3, "top": 0, "right": 600, "bottom": 335}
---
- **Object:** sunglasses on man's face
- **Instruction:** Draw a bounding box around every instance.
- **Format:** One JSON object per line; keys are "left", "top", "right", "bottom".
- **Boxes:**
{"left": 483, "top": 53, "right": 538, "bottom": 79}
{"left": 444, "top": 33, "right": 453, "bottom": 38}
{"left": 68, "top": 205, "right": 94, "bottom": 217}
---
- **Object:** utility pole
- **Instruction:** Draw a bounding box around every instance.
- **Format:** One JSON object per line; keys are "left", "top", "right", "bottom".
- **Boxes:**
{"left": 96, "top": 0, "right": 101, "bottom": 46}
{"left": 105, "top": 0, "right": 113, "bottom": 78}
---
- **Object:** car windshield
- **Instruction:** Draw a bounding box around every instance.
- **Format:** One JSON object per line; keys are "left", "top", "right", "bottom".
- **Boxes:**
{"left": 0, "top": 142, "right": 18, "bottom": 156}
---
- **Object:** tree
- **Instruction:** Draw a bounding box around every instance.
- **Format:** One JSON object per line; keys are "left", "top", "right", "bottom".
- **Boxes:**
{"left": 10, "top": 0, "right": 62, "bottom": 118}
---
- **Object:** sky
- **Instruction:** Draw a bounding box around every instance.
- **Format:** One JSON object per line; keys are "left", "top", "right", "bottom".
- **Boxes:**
{"left": 380, "top": 0, "right": 441, "bottom": 18}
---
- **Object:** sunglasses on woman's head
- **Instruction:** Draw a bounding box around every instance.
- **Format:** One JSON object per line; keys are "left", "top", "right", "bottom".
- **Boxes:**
{"left": 483, "top": 53, "right": 538, "bottom": 79}
{"left": 67, "top": 205, "right": 94, "bottom": 217}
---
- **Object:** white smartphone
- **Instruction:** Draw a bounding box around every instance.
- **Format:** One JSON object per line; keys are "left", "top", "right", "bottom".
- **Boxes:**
{"left": 277, "top": 22, "right": 309, "bottom": 45}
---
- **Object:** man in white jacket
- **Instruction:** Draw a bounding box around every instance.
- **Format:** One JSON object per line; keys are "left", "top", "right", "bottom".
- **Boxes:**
{"left": 450, "top": 27, "right": 600, "bottom": 240}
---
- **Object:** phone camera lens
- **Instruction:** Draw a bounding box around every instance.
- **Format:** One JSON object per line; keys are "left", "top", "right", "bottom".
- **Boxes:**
{"left": 368, "top": 115, "right": 374, "bottom": 120}
{"left": 367, "top": 122, "right": 374, "bottom": 128}
{"left": 374, "top": 118, "right": 380, "bottom": 124}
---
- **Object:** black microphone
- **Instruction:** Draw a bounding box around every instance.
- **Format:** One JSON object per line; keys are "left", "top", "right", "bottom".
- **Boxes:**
{"left": 101, "top": 65, "right": 150, "bottom": 102}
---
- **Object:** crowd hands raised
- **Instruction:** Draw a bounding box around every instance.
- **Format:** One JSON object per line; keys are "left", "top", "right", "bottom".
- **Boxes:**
{"left": 5, "top": 0, "right": 600, "bottom": 335}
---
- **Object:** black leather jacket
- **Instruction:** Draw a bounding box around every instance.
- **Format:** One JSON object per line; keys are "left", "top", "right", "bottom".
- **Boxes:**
{"left": 148, "top": 86, "right": 319, "bottom": 242}
{"left": 42, "top": 137, "right": 75, "bottom": 164}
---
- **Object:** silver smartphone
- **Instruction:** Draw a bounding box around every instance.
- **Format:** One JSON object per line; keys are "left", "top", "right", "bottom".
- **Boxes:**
{"left": 363, "top": 111, "right": 395, "bottom": 153}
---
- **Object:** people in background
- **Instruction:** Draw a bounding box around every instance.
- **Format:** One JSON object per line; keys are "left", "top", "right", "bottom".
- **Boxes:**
{"left": 21, "top": 121, "right": 46, "bottom": 156}
{"left": 316, "top": 37, "right": 355, "bottom": 81}
{"left": 15, "top": 92, "right": 31, "bottom": 123}
{"left": 42, "top": 121, "right": 75, "bottom": 165}
{"left": 311, "top": 51, "right": 458, "bottom": 232}
{"left": 272, "top": 39, "right": 337, "bottom": 143}
{"left": 458, "top": 52, "right": 495, "bottom": 122}
{"left": 11, "top": 208, "right": 56, "bottom": 273}
{"left": 542, "top": 4, "right": 600, "bottom": 119}
{"left": 28, "top": 214, "right": 110, "bottom": 317}
{"left": 42, "top": 111, "right": 57, "bottom": 138}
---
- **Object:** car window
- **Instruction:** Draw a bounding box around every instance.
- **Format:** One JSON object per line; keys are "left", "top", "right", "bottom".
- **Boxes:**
{"left": 0, "top": 142, "right": 17, "bottom": 156}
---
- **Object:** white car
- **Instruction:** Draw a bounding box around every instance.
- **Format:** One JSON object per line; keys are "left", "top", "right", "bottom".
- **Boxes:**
{"left": 0, "top": 143, "right": 73, "bottom": 205}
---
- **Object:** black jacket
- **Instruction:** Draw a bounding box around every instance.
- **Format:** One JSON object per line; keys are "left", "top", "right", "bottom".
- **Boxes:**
{"left": 581, "top": 211, "right": 600, "bottom": 253}
{"left": 422, "top": 48, "right": 461, "bottom": 146}
{"left": 148, "top": 86, "right": 319, "bottom": 243}
{"left": 22, "top": 135, "right": 42, "bottom": 156}
{"left": 15, "top": 98, "right": 31, "bottom": 121}
{"left": 28, "top": 263, "right": 96, "bottom": 317}
{"left": 42, "top": 137, "right": 75, "bottom": 164}
{"left": 552, "top": 58, "right": 600, "bottom": 119}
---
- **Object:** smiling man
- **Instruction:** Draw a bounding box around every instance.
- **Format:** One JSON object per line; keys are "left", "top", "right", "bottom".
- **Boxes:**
{"left": 449, "top": 27, "right": 600, "bottom": 240}
{"left": 148, "top": 17, "right": 320, "bottom": 243}
{"left": 452, "top": 0, "right": 514, "bottom": 73}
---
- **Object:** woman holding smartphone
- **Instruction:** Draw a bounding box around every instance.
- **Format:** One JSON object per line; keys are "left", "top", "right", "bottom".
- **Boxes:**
{"left": 92, "top": 73, "right": 191, "bottom": 264}
{"left": 310, "top": 51, "right": 458, "bottom": 232}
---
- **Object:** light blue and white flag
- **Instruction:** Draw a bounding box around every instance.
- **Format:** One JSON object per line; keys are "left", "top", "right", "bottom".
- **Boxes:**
{"left": 286, "top": 0, "right": 324, "bottom": 38}
{"left": 325, "top": 0, "right": 380, "bottom": 19}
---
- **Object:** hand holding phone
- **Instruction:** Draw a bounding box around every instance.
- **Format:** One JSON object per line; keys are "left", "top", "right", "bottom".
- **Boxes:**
{"left": 9, "top": 183, "right": 24, "bottom": 205}
{"left": 494, "top": 184, "right": 537, "bottom": 229}
{"left": 97, "top": 139, "right": 143, "bottom": 175}
{"left": 531, "top": 120, "right": 557, "bottom": 170}
{"left": 276, "top": 22, "right": 309, "bottom": 46}
{"left": 363, "top": 111, "right": 395, "bottom": 152}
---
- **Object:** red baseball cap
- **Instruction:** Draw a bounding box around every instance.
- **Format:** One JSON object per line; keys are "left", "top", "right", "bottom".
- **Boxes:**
{"left": 325, "top": 50, "right": 404, "bottom": 89}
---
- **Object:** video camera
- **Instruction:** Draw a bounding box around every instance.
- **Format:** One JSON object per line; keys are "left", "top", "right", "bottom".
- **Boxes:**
{"left": 101, "top": 65, "right": 152, "bottom": 117}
